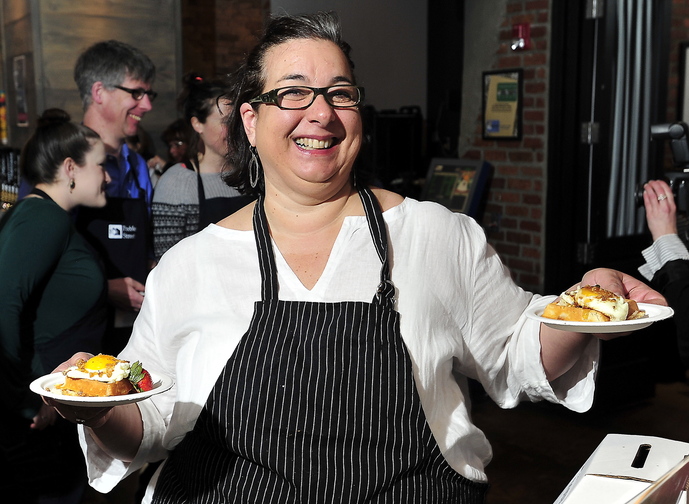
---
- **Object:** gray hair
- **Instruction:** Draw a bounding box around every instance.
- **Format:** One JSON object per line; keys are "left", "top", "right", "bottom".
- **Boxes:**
{"left": 73, "top": 40, "right": 156, "bottom": 110}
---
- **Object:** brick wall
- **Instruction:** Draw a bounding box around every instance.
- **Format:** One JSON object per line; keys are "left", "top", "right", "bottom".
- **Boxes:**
{"left": 181, "top": 0, "right": 270, "bottom": 78}
{"left": 181, "top": 0, "right": 216, "bottom": 78}
{"left": 214, "top": 0, "right": 270, "bottom": 74}
{"left": 461, "top": 0, "right": 551, "bottom": 293}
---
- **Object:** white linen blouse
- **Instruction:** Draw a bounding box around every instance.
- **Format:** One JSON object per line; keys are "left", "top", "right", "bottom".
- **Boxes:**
{"left": 81, "top": 197, "right": 599, "bottom": 498}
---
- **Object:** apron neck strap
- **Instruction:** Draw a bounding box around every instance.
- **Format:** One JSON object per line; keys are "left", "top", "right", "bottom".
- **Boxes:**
{"left": 253, "top": 193, "right": 279, "bottom": 301}
{"left": 196, "top": 170, "right": 207, "bottom": 232}
{"left": 252, "top": 187, "right": 395, "bottom": 306}
{"left": 358, "top": 187, "right": 395, "bottom": 307}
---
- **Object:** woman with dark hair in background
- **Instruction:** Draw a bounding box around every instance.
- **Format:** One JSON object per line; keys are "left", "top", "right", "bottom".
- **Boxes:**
{"left": 151, "top": 73, "right": 252, "bottom": 260}
{"left": 160, "top": 118, "right": 193, "bottom": 170}
{"left": 0, "top": 109, "right": 110, "bottom": 502}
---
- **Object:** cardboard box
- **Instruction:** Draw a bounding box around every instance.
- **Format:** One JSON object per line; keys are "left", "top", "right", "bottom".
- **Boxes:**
{"left": 554, "top": 434, "right": 689, "bottom": 504}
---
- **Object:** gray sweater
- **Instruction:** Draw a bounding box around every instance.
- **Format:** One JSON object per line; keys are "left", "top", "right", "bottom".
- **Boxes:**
{"left": 152, "top": 163, "right": 241, "bottom": 260}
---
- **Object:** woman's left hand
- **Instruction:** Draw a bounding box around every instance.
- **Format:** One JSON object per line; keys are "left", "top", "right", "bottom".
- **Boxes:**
{"left": 575, "top": 268, "right": 667, "bottom": 342}
{"left": 540, "top": 268, "right": 668, "bottom": 380}
{"left": 579, "top": 268, "right": 666, "bottom": 306}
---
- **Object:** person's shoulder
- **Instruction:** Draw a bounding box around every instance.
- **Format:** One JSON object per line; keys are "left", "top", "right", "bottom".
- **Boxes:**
{"left": 153, "top": 164, "right": 198, "bottom": 203}
{"left": 4, "top": 198, "right": 71, "bottom": 238}
{"left": 166, "top": 163, "right": 194, "bottom": 176}
{"left": 17, "top": 197, "right": 68, "bottom": 220}
{"left": 370, "top": 187, "right": 404, "bottom": 211}
{"left": 390, "top": 195, "right": 484, "bottom": 236}
{"left": 216, "top": 201, "right": 255, "bottom": 231}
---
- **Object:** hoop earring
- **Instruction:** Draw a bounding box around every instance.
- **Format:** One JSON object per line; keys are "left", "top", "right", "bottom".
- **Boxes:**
{"left": 249, "top": 146, "right": 260, "bottom": 189}
{"left": 69, "top": 179, "right": 76, "bottom": 193}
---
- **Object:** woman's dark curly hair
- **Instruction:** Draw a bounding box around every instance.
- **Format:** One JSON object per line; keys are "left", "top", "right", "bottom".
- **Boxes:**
{"left": 224, "top": 11, "right": 368, "bottom": 197}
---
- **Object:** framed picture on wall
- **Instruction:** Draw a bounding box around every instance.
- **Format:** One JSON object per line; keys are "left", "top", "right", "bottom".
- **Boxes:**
{"left": 482, "top": 69, "right": 522, "bottom": 140}
{"left": 679, "top": 42, "right": 689, "bottom": 123}
{"left": 12, "top": 55, "right": 29, "bottom": 127}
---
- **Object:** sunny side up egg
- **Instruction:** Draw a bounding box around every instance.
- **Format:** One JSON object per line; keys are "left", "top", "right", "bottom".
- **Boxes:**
{"left": 65, "top": 354, "right": 132, "bottom": 383}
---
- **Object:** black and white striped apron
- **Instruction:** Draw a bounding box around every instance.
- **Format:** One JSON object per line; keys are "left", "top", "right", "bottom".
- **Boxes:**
{"left": 152, "top": 187, "right": 488, "bottom": 503}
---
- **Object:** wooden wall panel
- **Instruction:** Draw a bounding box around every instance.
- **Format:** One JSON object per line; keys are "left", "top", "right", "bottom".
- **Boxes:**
{"left": 37, "top": 0, "right": 181, "bottom": 154}
{"left": 1, "top": 0, "right": 181, "bottom": 153}
{"left": 1, "top": 0, "right": 269, "bottom": 153}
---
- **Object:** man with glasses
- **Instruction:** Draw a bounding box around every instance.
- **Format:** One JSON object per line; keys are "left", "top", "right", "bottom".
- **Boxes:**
{"left": 73, "top": 40, "right": 157, "bottom": 356}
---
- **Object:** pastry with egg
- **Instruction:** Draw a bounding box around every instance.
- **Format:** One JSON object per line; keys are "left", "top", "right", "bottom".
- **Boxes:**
{"left": 55, "top": 354, "right": 152, "bottom": 397}
{"left": 541, "top": 285, "right": 646, "bottom": 322}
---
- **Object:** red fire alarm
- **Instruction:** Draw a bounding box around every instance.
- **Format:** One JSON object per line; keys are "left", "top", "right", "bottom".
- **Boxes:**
{"left": 511, "top": 23, "right": 531, "bottom": 51}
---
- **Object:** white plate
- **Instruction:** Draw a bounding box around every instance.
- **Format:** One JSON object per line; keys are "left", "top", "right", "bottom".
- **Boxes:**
{"left": 30, "top": 371, "right": 174, "bottom": 407}
{"left": 525, "top": 295, "right": 674, "bottom": 333}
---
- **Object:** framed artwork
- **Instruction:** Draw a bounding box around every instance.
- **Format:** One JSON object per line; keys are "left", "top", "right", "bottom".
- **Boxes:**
{"left": 420, "top": 158, "right": 493, "bottom": 218}
{"left": 679, "top": 42, "right": 689, "bottom": 123}
{"left": 482, "top": 69, "right": 522, "bottom": 140}
{"left": 12, "top": 55, "right": 29, "bottom": 127}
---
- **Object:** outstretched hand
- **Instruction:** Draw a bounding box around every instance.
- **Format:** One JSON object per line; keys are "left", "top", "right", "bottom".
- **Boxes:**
{"left": 579, "top": 268, "right": 666, "bottom": 306}
{"left": 41, "top": 352, "right": 114, "bottom": 428}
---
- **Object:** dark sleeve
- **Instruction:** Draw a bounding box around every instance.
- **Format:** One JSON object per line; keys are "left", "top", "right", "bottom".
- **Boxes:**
{"left": 651, "top": 259, "right": 689, "bottom": 368}
{"left": 0, "top": 202, "right": 70, "bottom": 407}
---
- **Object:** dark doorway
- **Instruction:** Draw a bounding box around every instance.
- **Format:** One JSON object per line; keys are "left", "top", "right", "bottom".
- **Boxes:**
{"left": 546, "top": 0, "right": 671, "bottom": 293}
{"left": 427, "top": 0, "right": 464, "bottom": 161}
{"left": 547, "top": 0, "right": 682, "bottom": 396}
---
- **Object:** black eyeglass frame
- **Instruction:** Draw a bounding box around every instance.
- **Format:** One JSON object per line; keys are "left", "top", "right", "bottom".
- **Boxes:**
{"left": 249, "top": 85, "right": 365, "bottom": 110}
{"left": 114, "top": 85, "right": 158, "bottom": 102}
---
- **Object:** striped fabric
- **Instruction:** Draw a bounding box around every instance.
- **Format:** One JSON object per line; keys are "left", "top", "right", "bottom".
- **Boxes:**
{"left": 152, "top": 188, "right": 487, "bottom": 503}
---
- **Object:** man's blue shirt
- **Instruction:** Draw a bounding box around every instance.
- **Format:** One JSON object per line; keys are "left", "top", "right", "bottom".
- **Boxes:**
{"left": 104, "top": 143, "right": 153, "bottom": 213}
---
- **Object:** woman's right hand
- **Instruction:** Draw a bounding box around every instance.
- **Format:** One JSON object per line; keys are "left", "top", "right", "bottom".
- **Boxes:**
{"left": 42, "top": 352, "right": 144, "bottom": 461}
{"left": 42, "top": 352, "right": 114, "bottom": 428}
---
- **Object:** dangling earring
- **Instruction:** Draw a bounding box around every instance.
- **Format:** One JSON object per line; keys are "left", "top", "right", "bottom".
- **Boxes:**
{"left": 249, "top": 146, "right": 260, "bottom": 189}
{"left": 69, "top": 179, "right": 76, "bottom": 193}
{"left": 352, "top": 170, "right": 358, "bottom": 189}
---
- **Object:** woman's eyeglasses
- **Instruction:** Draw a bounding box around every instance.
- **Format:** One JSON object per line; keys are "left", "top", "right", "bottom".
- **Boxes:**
{"left": 114, "top": 85, "right": 158, "bottom": 102}
{"left": 249, "top": 85, "right": 365, "bottom": 110}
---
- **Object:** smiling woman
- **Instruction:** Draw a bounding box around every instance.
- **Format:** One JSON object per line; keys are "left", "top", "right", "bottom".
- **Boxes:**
{"left": 224, "top": 13, "right": 366, "bottom": 196}
{"left": 43, "top": 11, "right": 667, "bottom": 504}
{"left": 0, "top": 109, "right": 109, "bottom": 501}
{"left": 151, "top": 72, "right": 253, "bottom": 260}
{"left": 238, "top": 37, "right": 364, "bottom": 204}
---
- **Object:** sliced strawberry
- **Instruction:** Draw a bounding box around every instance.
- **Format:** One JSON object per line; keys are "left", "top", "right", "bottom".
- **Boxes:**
{"left": 129, "top": 361, "right": 154, "bottom": 392}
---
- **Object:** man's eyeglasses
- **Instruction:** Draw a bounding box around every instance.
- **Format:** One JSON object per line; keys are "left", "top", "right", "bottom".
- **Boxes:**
{"left": 114, "top": 85, "right": 158, "bottom": 102}
{"left": 249, "top": 85, "right": 365, "bottom": 110}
